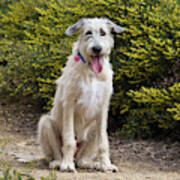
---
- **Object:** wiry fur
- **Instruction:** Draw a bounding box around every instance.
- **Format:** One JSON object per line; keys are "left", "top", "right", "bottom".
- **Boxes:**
{"left": 38, "top": 18, "right": 124, "bottom": 172}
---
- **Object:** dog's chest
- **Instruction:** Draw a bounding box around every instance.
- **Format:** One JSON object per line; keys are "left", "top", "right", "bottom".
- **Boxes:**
{"left": 77, "top": 78, "right": 108, "bottom": 119}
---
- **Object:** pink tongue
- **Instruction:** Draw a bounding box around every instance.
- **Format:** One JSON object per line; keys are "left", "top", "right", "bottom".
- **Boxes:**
{"left": 92, "top": 57, "right": 103, "bottom": 74}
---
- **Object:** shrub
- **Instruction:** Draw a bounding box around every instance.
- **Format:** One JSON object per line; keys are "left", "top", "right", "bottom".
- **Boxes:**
{"left": 124, "top": 83, "right": 180, "bottom": 139}
{"left": 0, "top": 0, "right": 179, "bottom": 139}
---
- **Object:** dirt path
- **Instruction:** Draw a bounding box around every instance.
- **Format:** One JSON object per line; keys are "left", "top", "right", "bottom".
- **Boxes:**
{"left": 0, "top": 103, "right": 180, "bottom": 180}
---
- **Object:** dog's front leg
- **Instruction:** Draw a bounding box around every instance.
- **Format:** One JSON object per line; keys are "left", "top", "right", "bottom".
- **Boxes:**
{"left": 96, "top": 101, "right": 118, "bottom": 172}
{"left": 60, "top": 103, "right": 76, "bottom": 172}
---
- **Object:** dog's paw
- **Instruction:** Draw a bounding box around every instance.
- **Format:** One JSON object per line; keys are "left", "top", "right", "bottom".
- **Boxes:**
{"left": 99, "top": 163, "right": 118, "bottom": 172}
{"left": 60, "top": 160, "right": 76, "bottom": 172}
{"left": 77, "top": 159, "right": 100, "bottom": 170}
{"left": 49, "top": 160, "right": 61, "bottom": 169}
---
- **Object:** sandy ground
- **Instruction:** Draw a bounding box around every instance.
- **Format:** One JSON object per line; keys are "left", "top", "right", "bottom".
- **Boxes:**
{"left": 0, "top": 103, "right": 180, "bottom": 180}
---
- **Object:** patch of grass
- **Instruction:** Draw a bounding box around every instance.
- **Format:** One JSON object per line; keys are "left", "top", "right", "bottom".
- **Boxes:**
{"left": 0, "top": 169, "right": 30, "bottom": 180}
{"left": 0, "top": 169, "right": 57, "bottom": 180}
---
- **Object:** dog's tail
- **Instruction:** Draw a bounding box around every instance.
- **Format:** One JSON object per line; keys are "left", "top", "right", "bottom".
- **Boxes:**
{"left": 15, "top": 153, "right": 45, "bottom": 163}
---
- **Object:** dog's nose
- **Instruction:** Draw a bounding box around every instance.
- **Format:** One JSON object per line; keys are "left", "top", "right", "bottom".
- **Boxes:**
{"left": 92, "top": 46, "right": 102, "bottom": 54}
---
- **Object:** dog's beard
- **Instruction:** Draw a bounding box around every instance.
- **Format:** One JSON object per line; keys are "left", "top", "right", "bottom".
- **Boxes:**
{"left": 92, "top": 56, "right": 103, "bottom": 74}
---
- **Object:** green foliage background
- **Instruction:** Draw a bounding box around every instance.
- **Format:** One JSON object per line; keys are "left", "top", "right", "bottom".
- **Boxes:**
{"left": 0, "top": 0, "right": 179, "bottom": 139}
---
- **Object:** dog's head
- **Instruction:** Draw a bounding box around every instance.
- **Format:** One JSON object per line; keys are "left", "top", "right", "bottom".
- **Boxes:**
{"left": 66, "top": 18, "right": 124, "bottom": 74}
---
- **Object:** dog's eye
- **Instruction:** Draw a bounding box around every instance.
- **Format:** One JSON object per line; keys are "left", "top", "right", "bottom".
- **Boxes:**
{"left": 85, "top": 31, "right": 92, "bottom": 35}
{"left": 100, "top": 29, "right": 106, "bottom": 36}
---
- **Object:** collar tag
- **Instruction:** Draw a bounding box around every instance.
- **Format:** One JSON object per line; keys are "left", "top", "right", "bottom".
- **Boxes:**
{"left": 74, "top": 56, "right": 80, "bottom": 61}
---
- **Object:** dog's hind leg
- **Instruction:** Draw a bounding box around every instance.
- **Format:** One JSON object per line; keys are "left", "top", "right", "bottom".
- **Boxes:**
{"left": 76, "top": 127, "right": 101, "bottom": 170}
{"left": 38, "top": 114, "right": 62, "bottom": 168}
{"left": 77, "top": 138, "right": 100, "bottom": 169}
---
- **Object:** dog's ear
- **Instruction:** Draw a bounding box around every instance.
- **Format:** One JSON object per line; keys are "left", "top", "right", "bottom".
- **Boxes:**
{"left": 65, "top": 19, "right": 85, "bottom": 36}
{"left": 106, "top": 19, "right": 125, "bottom": 34}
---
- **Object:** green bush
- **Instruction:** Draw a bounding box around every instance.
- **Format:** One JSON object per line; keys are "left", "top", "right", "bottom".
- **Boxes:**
{"left": 0, "top": 0, "right": 179, "bottom": 139}
{"left": 124, "top": 83, "right": 180, "bottom": 139}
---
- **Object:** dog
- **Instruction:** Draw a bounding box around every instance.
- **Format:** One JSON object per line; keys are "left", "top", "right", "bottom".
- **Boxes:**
{"left": 38, "top": 18, "right": 124, "bottom": 172}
